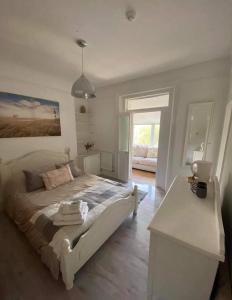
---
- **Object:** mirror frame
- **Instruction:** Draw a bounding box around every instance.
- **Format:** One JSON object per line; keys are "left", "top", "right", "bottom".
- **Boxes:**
{"left": 182, "top": 101, "right": 214, "bottom": 166}
{"left": 216, "top": 100, "right": 232, "bottom": 181}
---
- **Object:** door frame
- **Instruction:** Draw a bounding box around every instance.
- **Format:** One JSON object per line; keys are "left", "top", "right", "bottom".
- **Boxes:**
{"left": 118, "top": 87, "right": 176, "bottom": 191}
{"left": 117, "top": 112, "right": 131, "bottom": 182}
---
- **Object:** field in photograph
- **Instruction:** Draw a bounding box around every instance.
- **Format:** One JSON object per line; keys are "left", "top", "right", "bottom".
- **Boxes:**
{"left": 0, "top": 117, "right": 61, "bottom": 138}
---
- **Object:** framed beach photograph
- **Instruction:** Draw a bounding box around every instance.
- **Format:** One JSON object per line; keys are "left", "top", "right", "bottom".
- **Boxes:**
{"left": 0, "top": 92, "right": 61, "bottom": 138}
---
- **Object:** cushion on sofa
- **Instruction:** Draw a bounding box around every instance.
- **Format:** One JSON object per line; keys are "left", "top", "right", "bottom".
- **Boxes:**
{"left": 147, "top": 147, "right": 158, "bottom": 158}
{"left": 133, "top": 145, "right": 148, "bottom": 157}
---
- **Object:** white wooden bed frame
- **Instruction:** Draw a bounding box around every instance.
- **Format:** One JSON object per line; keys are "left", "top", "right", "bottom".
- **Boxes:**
{"left": 0, "top": 150, "right": 138, "bottom": 289}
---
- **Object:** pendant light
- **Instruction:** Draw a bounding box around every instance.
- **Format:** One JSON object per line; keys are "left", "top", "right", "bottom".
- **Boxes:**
{"left": 71, "top": 39, "right": 96, "bottom": 99}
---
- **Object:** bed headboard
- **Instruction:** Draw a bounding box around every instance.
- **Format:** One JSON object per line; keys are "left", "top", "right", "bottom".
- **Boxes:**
{"left": 0, "top": 150, "right": 69, "bottom": 209}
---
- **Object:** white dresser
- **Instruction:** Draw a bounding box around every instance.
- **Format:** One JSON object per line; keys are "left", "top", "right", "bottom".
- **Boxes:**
{"left": 77, "top": 152, "right": 100, "bottom": 175}
{"left": 148, "top": 176, "right": 224, "bottom": 300}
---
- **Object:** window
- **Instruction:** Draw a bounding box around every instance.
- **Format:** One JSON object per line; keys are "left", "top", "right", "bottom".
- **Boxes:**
{"left": 134, "top": 125, "right": 151, "bottom": 145}
{"left": 126, "top": 93, "right": 169, "bottom": 111}
{"left": 133, "top": 124, "right": 160, "bottom": 146}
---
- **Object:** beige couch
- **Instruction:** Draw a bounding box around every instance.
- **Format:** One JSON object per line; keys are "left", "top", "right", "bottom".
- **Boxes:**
{"left": 132, "top": 145, "right": 158, "bottom": 173}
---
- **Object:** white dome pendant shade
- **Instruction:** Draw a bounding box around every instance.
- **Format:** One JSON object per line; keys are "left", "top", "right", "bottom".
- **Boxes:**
{"left": 71, "top": 39, "right": 96, "bottom": 99}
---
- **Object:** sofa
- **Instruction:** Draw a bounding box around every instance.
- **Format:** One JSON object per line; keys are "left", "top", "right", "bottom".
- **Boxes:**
{"left": 132, "top": 145, "right": 158, "bottom": 173}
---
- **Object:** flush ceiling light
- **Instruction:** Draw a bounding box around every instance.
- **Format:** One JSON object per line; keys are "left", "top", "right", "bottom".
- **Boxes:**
{"left": 71, "top": 39, "right": 96, "bottom": 99}
{"left": 126, "top": 8, "right": 136, "bottom": 21}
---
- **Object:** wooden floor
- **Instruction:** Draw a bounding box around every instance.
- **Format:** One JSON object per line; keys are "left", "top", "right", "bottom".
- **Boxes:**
{"left": 132, "top": 169, "right": 156, "bottom": 185}
{"left": 0, "top": 175, "right": 231, "bottom": 300}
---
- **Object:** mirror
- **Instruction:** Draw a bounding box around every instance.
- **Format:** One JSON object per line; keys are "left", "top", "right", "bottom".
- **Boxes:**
{"left": 183, "top": 102, "right": 214, "bottom": 166}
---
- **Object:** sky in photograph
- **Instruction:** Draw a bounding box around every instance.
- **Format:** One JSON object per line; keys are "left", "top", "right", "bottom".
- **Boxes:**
{"left": 0, "top": 92, "right": 60, "bottom": 119}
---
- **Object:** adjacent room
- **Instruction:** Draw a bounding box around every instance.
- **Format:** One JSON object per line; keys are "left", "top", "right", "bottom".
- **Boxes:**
{"left": 0, "top": 1, "right": 232, "bottom": 300}
{"left": 132, "top": 111, "right": 161, "bottom": 185}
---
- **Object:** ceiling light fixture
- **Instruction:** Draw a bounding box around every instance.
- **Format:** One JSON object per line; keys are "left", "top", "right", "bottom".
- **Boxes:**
{"left": 126, "top": 8, "right": 136, "bottom": 21}
{"left": 71, "top": 39, "right": 96, "bottom": 99}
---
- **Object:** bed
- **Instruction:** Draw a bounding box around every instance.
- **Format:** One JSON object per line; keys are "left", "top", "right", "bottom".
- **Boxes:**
{"left": 0, "top": 150, "right": 138, "bottom": 289}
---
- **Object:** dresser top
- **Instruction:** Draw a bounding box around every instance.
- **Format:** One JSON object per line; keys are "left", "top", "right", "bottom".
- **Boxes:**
{"left": 78, "top": 151, "right": 100, "bottom": 157}
{"left": 148, "top": 176, "right": 224, "bottom": 261}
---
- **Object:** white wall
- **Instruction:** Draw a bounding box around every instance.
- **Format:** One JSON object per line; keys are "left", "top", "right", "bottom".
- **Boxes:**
{"left": 0, "top": 59, "right": 78, "bottom": 161}
{"left": 220, "top": 59, "right": 232, "bottom": 277}
{"left": 89, "top": 58, "right": 230, "bottom": 189}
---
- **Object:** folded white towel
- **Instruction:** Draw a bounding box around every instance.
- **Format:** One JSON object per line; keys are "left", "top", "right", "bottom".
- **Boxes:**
{"left": 59, "top": 199, "right": 83, "bottom": 215}
{"left": 54, "top": 213, "right": 83, "bottom": 222}
{"left": 53, "top": 202, "right": 88, "bottom": 226}
{"left": 53, "top": 219, "right": 84, "bottom": 226}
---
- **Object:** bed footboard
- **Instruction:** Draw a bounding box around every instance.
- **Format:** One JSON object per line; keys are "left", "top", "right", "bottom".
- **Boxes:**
{"left": 132, "top": 184, "right": 138, "bottom": 216}
{"left": 60, "top": 185, "right": 138, "bottom": 289}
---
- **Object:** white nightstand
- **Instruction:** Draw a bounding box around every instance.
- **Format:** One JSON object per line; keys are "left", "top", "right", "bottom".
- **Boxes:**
{"left": 77, "top": 152, "right": 100, "bottom": 175}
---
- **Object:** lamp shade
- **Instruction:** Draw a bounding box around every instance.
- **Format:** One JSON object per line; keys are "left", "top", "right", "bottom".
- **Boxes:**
{"left": 71, "top": 74, "right": 96, "bottom": 99}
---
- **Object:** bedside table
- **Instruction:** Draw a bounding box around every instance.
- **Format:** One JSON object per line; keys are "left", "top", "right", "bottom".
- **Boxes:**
{"left": 77, "top": 152, "right": 100, "bottom": 175}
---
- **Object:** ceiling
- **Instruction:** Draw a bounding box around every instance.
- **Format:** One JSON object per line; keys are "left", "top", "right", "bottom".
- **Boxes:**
{"left": 134, "top": 111, "right": 161, "bottom": 125}
{"left": 0, "top": 0, "right": 232, "bottom": 87}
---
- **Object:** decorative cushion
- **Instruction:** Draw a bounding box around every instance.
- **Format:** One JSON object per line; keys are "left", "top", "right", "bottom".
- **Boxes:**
{"left": 42, "top": 165, "right": 74, "bottom": 191}
{"left": 23, "top": 164, "right": 57, "bottom": 192}
{"left": 133, "top": 145, "right": 148, "bottom": 157}
{"left": 56, "top": 160, "right": 82, "bottom": 177}
{"left": 23, "top": 170, "right": 44, "bottom": 192}
{"left": 147, "top": 147, "right": 158, "bottom": 158}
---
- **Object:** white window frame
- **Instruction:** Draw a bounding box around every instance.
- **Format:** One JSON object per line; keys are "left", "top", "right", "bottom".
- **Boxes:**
{"left": 124, "top": 90, "right": 170, "bottom": 112}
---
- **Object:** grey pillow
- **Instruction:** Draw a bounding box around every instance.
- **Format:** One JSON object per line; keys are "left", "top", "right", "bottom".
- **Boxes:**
{"left": 23, "top": 170, "right": 44, "bottom": 192}
{"left": 56, "top": 160, "right": 82, "bottom": 177}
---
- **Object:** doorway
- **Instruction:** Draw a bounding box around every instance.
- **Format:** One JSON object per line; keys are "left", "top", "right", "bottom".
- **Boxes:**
{"left": 118, "top": 88, "right": 174, "bottom": 191}
{"left": 131, "top": 111, "right": 161, "bottom": 185}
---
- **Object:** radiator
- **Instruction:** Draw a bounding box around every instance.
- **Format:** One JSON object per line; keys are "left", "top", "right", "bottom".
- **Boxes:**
{"left": 100, "top": 152, "right": 113, "bottom": 171}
